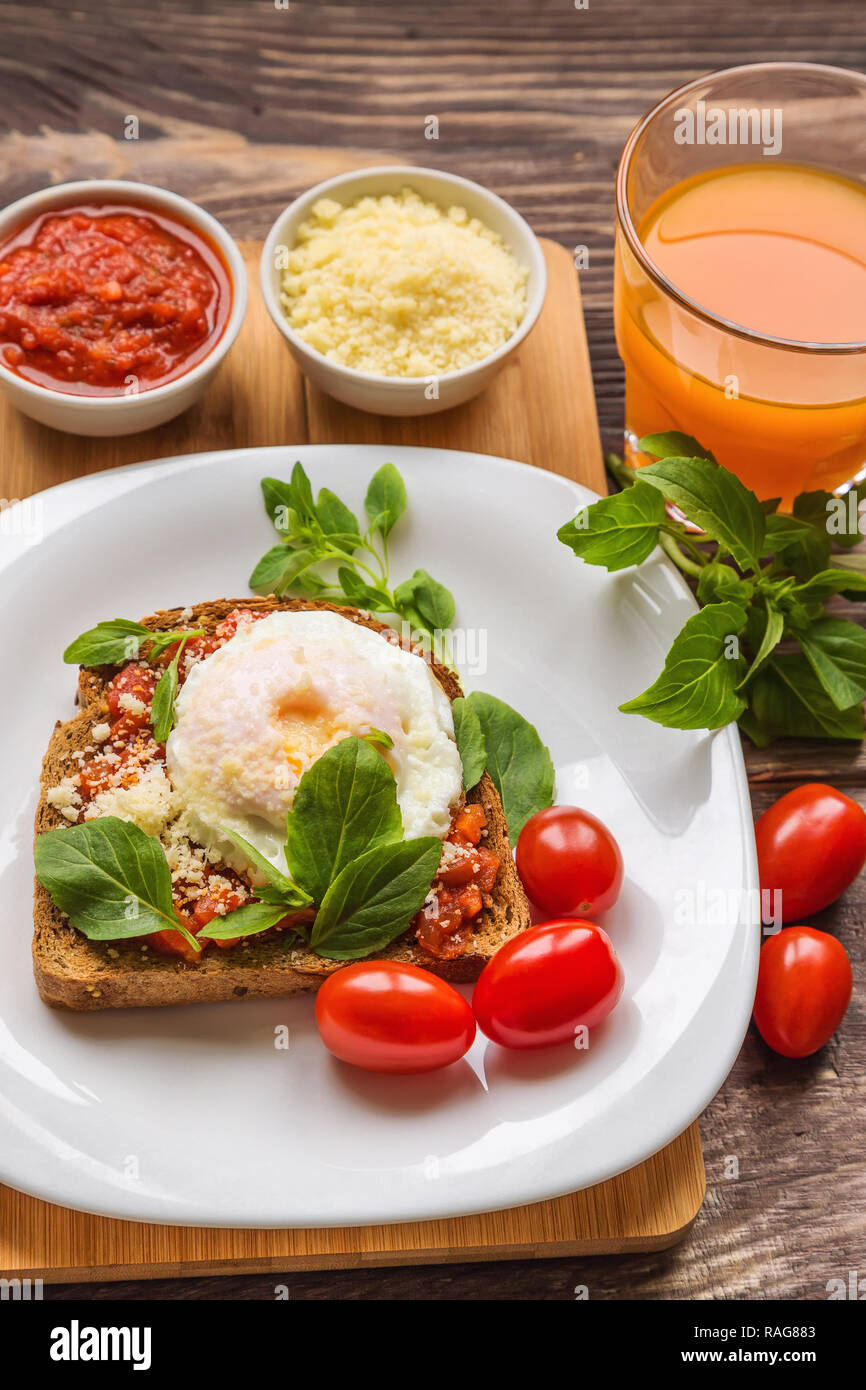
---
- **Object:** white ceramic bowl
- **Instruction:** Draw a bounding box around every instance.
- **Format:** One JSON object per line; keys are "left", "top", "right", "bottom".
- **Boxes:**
{"left": 0, "top": 180, "right": 247, "bottom": 436}
{"left": 260, "top": 166, "right": 547, "bottom": 416}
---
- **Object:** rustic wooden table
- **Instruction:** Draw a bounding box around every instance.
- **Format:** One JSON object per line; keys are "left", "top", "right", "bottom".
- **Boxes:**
{"left": 1, "top": 0, "right": 863, "bottom": 1301}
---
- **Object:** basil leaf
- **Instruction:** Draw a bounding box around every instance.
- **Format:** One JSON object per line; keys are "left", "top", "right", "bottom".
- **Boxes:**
{"left": 261, "top": 477, "right": 297, "bottom": 534}
{"left": 764, "top": 513, "right": 815, "bottom": 550}
{"left": 311, "top": 837, "right": 442, "bottom": 960}
{"left": 288, "top": 461, "right": 316, "bottom": 525}
{"left": 830, "top": 552, "right": 866, "bottom": 574}
{"left": 316, "top": 488, "right": 362, "bottom": 553}
{"left": 253, "top": 886, "right": 310, "bottom": 918}
{"left": 289, "top": 570, "right": 330, "bottom": 598}
{"left": 63, "top": 619, "right": 150, "bottom": 666}
{"left": 638, "top": 431, "right": 715, "bottom": 462}
{"left": 261, "top": 465, "right": 319, "bottom": 538}
{"left": 150, "top": 655, "right": 180, "bottom": 744}
{"left": 696, "top": 563, "right": 754, "bottom": 607}
{"left": 452, "top": 696, "right": 486, "bottom": 791}
{"left": 797, "top": 488, "right": 862, "bottom": 550}
{"left": 393, "top": 569, "right": 456, "bottom": 630}
{"left": 797, "top": 617, "right": 866, "bottom": 710}
{"left": 250, "top": 544, "right": 322, "bottom": 594}
{"left": 826, "top": 553, "right": 866, "bottom": 600}
{"left": 219, "top": 826, "right": 312, "bottom": 907}
{"left": 791, "top": 569, "right": 866, "bottom": 604}
{"left": 557, "top": 482, "right": 665, "bottom": 571}
{"left": 147, "top": 627, "right": 204, "bottom": 664}
{"left": 638, "top": 458, "right": 765, "bottom": 572}
{"left": 620, "top": 601, "right": 749, "bottom": 730}
{"left": 196, "top": 901, "right": 293, "bottom": 941}
{"left": 413, "top": 571, "right": 456, "bottom": 631}
{"left": 738, "top": 600, "right": 784, "bottom": 688}
{"left": 744, "top": 653, "right": 865, "bottom": 744}
{"left": 465, "top": 691, "right": 554, "bottom": 839}
{"left": 285, "top": 736, "right": 404, "bottom": 903}
{"left": 361, "top": 727, "right": 395, "bottom": 750}
{"left": 364, "top": 463, "right": 407, "bottom": 538}
{"left": 765, "top": 500, "right": 832, "bottom": 578}
{"left": 34, "top": 817, "right": 199, "bottom": 950}
{"left": 336, "top": 566, "right": 394, "bottom": 612}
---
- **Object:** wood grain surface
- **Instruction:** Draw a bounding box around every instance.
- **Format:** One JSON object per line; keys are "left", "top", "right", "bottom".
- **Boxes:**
{"left": 0, "top": 0, "right": 864, "bottom": 1301}
{"left": 1, "top": 1130, "right": 706, "bottom": 1284}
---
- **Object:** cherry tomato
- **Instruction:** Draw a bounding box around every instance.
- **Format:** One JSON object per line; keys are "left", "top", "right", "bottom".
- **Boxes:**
{"left": 315, "top": 962, "right": 476, "bottom": 1074}
{"left": 756, "top": 783, "right": 866, "bottom": 923}
{"left": 516, "top": 806, "right": 624, "bottom": 918}
{"left": 753, "top": 926, "right": 853, "bottom": 1058}
{"left": 472, "top": 919, "right": 624, "bottom": 1049}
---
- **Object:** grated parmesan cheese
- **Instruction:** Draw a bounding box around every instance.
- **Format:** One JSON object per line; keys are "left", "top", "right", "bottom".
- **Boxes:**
{"left": 117, "top": 693, "right": 146, "bottom": 716}
{"left": 280, "top": 188, "right": 528, "bottom": 376}
{"left": 47, "top": 779, "right": 82, "bottom": 821}
{"left": 83, "top": 763, "right": 177, "bottom": 838}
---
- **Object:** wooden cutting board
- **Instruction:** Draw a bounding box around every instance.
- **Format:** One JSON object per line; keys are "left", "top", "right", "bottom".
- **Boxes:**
{"left": 0, "top": 240, "right": 705, "bottom": 1281}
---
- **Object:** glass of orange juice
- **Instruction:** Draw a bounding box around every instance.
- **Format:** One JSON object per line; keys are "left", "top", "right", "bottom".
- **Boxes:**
{"left": 615, "top": 62, "right": 866, "bottom": 507}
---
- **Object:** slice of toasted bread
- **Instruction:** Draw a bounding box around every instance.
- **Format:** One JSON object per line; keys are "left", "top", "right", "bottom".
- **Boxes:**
{"left": 33, "top": 598, "right": 531, "bottom": 1010}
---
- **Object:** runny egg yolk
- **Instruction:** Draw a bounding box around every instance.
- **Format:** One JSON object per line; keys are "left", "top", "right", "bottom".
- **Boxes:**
{"left": 277, "top": 683, "right": 342, "bottom": 779}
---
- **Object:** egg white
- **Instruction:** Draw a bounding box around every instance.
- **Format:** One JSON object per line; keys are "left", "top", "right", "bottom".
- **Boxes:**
{"left": 165, "top": 609, "right": 462, "bottom": 871}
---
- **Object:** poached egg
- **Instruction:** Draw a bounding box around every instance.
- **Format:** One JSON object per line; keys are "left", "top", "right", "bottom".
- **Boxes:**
{"left": 165, "top": 609, "right": 462, "bottom": 870}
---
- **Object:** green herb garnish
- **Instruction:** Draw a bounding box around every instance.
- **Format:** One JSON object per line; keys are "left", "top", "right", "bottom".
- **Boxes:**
{"left": 36, "top": 738, "right": 443, "bottom": 960}
{"left": 249, "top": 461, "right": 456, "bottom": 657}
{"left": 64, "top": 620, "right": 204, "bottom": 668}
{"left": 150, "top": 633, "right": 203, "bottom": 744}
{"left": 34, "top": 817, "right": 201, "bottom": 953}
{"left": 193, "top": 736, "right": 442, "bottom": 954}
{"left": 558, "top": 432, "right": 866, "bottom": 744}
{"left": 64, "top": 619, "right": 205, "bottom": 746}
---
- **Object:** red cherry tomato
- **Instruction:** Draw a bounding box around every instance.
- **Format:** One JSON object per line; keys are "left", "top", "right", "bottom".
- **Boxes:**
{"left": 315, "top": 962, "right": 475, "bottom": 1075}
{"left": 472, "top": 919, "right": 624, "bottom": 1050}
{"left": 516, "top": 806, "right": 624, "bottom": 918}
{"left": 753, "top": 926, "right": 852, "bottom": 1059}
{"left": 756, "top": 783, "right": 866, "bottom": 924}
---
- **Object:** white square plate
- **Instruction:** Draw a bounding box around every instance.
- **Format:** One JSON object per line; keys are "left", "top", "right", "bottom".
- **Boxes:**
{"left": 0, "top": 446, "right": 758, "bottom": 1227}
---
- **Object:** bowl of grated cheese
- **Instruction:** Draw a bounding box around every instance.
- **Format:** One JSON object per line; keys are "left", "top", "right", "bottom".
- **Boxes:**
{"left": 260, "top": 166, "right": 546, "bottom": 416}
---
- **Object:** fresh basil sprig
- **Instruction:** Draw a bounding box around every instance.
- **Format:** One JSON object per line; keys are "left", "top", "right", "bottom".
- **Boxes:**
{"left": 558, "top": 431, "right": 866, "bottom": 744}
{"left": 249, "top": 461, "right": 456, "bottom": 655}
{"left": 64, "top": 618, "right": 205, "bottom": 746}
{"left": 36, "top": 740, "right": 441, "bottom": 960}
{"left": 34, "top": 817, "right": 201, "bottom": 952}
{"left": 196, "top": 736, "right": 442, "bottom": 954}
{"left": 64, "top": 619, "right": 203, "bottom": 668}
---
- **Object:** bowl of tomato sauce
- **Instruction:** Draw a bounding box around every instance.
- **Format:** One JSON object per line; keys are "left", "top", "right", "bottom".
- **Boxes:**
{"left": 0, "top": 180, "right": 247, "bottom": 435}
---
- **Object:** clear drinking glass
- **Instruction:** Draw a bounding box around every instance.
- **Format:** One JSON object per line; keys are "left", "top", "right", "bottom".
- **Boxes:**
{"left": 615, "top": 62, "right": 866, "bottom": 506}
